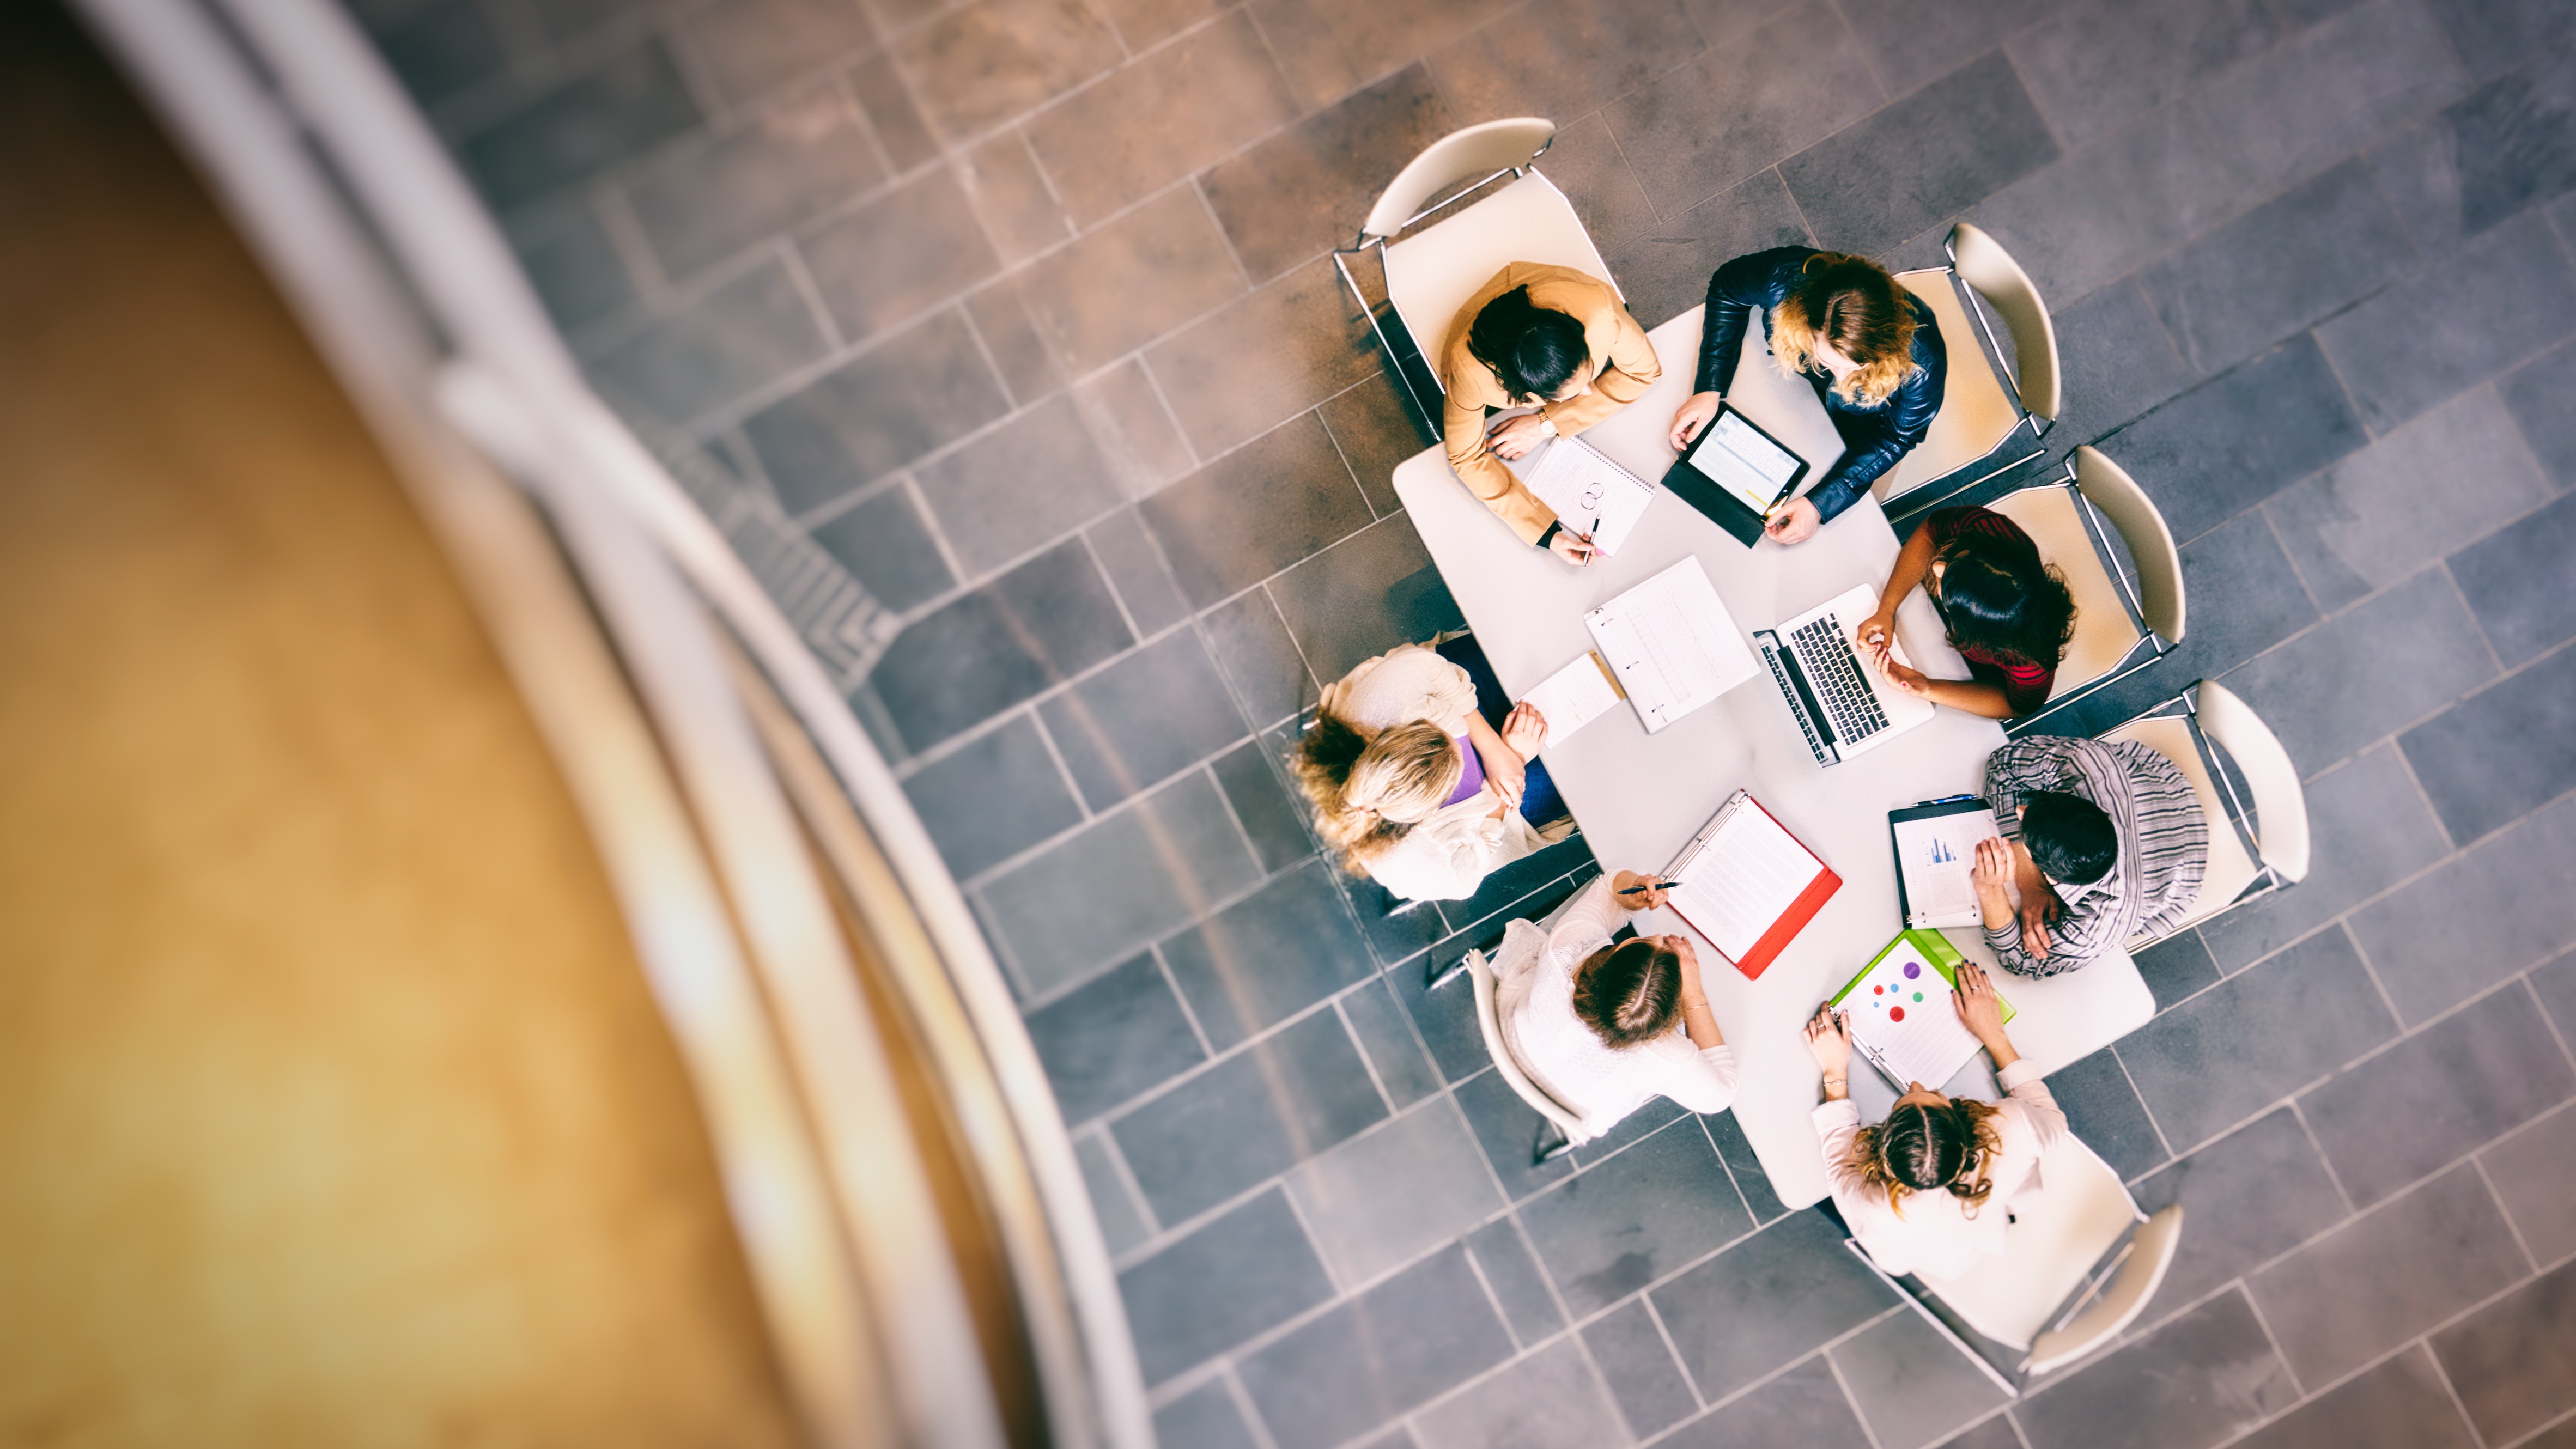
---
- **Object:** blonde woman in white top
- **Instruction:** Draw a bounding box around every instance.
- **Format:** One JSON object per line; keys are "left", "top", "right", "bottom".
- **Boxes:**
{"left": 1493, "top": 870, "right": 1736, "bottom": 1141}
{"left": 1801, "top": 960, "right": 2069, "bottom": 1281}
{"left": 1292, "top": 640, "right": 1564, "bottom": 902}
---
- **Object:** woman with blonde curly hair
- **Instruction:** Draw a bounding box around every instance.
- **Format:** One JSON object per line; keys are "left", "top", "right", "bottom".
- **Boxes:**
{"left": 1800, "top": 960, "right": 2068, "bottom": 1279}
{"left": 1668, "top": 248, "right": 1947, "bottom": 545}
{"left": 1292, "top": 637, "right": 1569, "bottom": 903}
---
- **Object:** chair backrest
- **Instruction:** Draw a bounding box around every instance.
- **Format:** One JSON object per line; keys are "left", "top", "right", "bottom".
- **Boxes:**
{"left": 1467, "top": 950, "right": 1586, "bottom": 1136}
{"left": 1363, "top": 119, "right": 1557, "bottom": 240}
{"left": 1949, "top": 223, "right": 2060, "bottom": 422}
{"left": 2194, "top": 682, "right": 2311, "bottom": 882}
{"left": 1914, "top": 1134, "right": 2143, "bottom": 1351}
{"left": 2025, "top": 1204, "right": 2185, "bottom": 1377}
{"left": 2071, "top": 446, "right": 2185, "bottom": 644}
{"left": 1381, "top": 172, "right": 1618, "bottom": 384}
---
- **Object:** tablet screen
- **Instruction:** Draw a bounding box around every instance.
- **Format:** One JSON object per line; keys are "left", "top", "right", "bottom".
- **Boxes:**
{"left": 1687, "top": 410, "right": 1802, "bottom": 512}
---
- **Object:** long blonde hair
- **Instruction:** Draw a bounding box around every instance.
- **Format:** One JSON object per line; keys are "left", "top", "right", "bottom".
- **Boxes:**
{"left": 1770, "top": 252, "right": 1918, "bottom": 409}
{"left": 1290, "top": 715, "right": 1463, "bottom": 869}
{"left": 1844, "top": 1098, "right": 2003, "bottom": 1217}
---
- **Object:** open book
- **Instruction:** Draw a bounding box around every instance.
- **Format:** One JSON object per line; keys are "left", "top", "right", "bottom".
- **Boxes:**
{"left": 1584, "top": 557, "right": 1759, "bottom": 734}
{"left": 1661, "top": 790, "right": 1840, "bottom": 980}
{"left": 1828, "top": 930, "right": 2014, "bottom": 1091}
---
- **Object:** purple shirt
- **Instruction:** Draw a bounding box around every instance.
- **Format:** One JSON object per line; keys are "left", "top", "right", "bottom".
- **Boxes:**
{"left": 1442, "top": 734, "right": 1485, "bottom": 807}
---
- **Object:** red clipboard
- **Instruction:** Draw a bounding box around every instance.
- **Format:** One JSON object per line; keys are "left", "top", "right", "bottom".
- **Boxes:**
{"left": 1662, "top": 791, "right": 1842, "bottom": 981}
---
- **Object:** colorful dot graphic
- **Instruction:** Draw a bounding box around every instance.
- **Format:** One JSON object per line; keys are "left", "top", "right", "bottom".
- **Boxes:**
{"left": 1874, "top": 984, "right": 1884, "bottom": 995}
{"left": 1889, "top": 1007, "right": 1905, "bottom": 1021}
{"left": 1902, "top": 962, "right": 1921, "bottom": 979}
{"left": 1913, "top": 992, "right": 1924, "bottom": 1002}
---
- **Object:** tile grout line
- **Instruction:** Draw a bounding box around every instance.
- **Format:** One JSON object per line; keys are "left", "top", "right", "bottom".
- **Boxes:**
{"left": 1691, "top": 1116, "right": 1760, "bottom": 1235}
{"left": 1153, "top": 945, "right": 1220, "bottom": 1061}
{"left": 1220, "top": 1365, "right": 1288, "bottom": 1449}
{"left": 2437, "top": 557, "right": 2512, "bottom": 680}
{"left": 1334, "top": 996, "right": 1402, "bottom": 1118}
{"left": 1093, "top": 1122, "right": 1164, "bottom": 1241}
{"left": 2286, "top": 1096, "right": 2361, "bottom": 1217}
{"left": 1023, "top": 707, "right": 1099, "bottom": 824}
{"left": 2470, "top": 1153, "right": 2542, "bottom": 1277}
{"left": 1639, "top": 1292, "right": 1706, "bottom": 1411}
{"left": 2107, "top": 1044, "right": 2176, "bottom": 1162}
{"left": 2522, "top": 961, "right": 2576, "bottom": 1080}
{"left": 2233, "top": 1283, "right": 2307, "bottom": 1398}
{"left": 1818, "top": 1341, "right": 1891, "bottom": 1449}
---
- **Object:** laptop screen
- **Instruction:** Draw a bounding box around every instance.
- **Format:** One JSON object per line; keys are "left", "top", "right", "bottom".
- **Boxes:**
{"left": 1686, "top": 409, "right": 1803, "bottom": 512}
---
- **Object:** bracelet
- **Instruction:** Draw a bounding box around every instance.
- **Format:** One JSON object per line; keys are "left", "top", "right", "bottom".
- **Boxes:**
{"left": 1822, "top": 1077, "right": 1846, "bottom": 1089}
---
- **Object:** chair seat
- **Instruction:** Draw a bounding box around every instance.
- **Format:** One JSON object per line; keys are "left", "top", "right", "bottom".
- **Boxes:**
{"left": 2098, "top": 715, "right": 2261, "bottom": 948}
{"left": 1383, "top": 172, "right": 1618, "bottom": 376}
{"left": 1876, "top": 271, "right": 2025, "bottom": 501}
{"left": 1989, "top": 485, "right": 2145, "bottom": 699}
{"left": 1914, "top": 1136, "right": 2137, "bottom": 1351}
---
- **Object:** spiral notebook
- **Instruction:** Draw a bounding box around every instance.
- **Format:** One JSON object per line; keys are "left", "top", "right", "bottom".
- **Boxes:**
{"left": 1661, "top": 790, "right": 1840, "bottom": 980}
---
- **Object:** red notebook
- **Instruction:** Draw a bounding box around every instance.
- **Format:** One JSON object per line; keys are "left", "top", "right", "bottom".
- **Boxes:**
{"left": 1659, "top": 790, "right": 1840, "bottom": 979}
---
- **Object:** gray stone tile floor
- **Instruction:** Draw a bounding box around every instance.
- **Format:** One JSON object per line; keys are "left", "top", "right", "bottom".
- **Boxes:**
{"left": 362, "top": 0, "right": 2576, "bottom": 1441}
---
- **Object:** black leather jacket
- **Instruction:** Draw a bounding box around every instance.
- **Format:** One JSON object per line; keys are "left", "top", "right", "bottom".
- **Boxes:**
{"left": 1693, "top": 247, "right": 1946, "bottom": 524}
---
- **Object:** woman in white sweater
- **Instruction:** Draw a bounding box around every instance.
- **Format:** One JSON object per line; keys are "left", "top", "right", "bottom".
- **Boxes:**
{"left": 1800, "top": 960, "right": 2069, "bottom": 1281}
{"left": 1493, "top": 870, "right": 1736, "bottom": 1141}
{"left": 1292, "top": 638, "right": 1565, "bottom": 902}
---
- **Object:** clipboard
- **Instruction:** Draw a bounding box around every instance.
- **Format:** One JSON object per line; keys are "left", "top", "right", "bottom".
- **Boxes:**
{"left": 1662, "top": 789, "right": 1841, "bottom": 981}
{"left": 1888, "top": 795, "right": 1998, "bottom": 930}
{"left": 1660, "top": 403, "right": 1812, "bottom": 546}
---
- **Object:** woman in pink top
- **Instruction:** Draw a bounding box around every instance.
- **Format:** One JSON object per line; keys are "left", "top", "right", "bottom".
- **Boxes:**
{"left": 1800, "top": 960, "right": 2070, "bottom": 1281}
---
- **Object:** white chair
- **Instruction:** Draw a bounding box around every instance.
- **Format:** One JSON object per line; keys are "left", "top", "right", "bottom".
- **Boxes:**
{"left": 2099, "top": 681, "right": 2312, "bottom": 948}
{"left": 1332, "top": 119, "right": 1619, "bottom": 433}
{"left": 1991, "top": 445, "right": 2185, "bottom": 731}
{"left": 1843, "top": 1135, "right": 2185, "bottom": 1394}
{"left": 1465, "top": 947, "right": 1584, "bottom": 1166}
{"left": 1877, "top": 223, "right": 2060, "bottom": 506}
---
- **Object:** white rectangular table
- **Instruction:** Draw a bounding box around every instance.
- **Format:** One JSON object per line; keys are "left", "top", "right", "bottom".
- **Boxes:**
{"left": 1393, "top": 305, "right": 2153, "bottom": 1208}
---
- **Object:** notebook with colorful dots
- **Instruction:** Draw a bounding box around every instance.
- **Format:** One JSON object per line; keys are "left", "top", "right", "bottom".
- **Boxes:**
{"left": 1826, "top": 929, "right": 2014, "bottom": 1091}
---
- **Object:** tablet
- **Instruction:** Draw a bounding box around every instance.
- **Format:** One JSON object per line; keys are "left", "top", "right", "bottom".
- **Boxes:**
{"left": 1660, "top": 403, "right": 1812, "bottom": 545}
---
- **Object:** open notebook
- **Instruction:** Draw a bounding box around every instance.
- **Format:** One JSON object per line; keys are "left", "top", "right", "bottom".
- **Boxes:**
{"left": 1828, "top": 930, "right": 2014, "bottom": 1090}
{"left": 1661, "top": 790, "right": 1839, "bottom": 980}
{"left": 1523, "top": 435, "right": 1655, "bottom": 555}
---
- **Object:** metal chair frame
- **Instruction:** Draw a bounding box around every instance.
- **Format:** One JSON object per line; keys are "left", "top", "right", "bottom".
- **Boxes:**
{"left": 2100, "top": 685, "right": 2299, "bottom": 935}
{"left": 1881, "top": 231, "right": 2055, "bottom": 513}
{"left": 1330, "top": 139, "right": 1558, "bottom": 436}
{"left": 2000, "top": 458, "right": 2176, "bottom": 738}
{"left": 1837, "top": 1135, "right": 2152, "bottom": 1397}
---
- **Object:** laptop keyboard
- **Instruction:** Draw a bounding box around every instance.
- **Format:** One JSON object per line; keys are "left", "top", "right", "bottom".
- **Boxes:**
{"left": 1790, "top": 615, "right": 1890, "bottom": 744}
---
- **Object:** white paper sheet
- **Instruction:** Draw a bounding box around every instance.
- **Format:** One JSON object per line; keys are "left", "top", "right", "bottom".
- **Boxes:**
{"left": 1523, "top": 436, "right": 1656, "bottom": 555}
{"left": 1893, "top": 806, "right": 1998, "bottom": 929}
{"left": 1584, "top": 556, "right": 1758, "bottom": 733}
{"left": 1515, "top": 652, "right": 1625, "bottom": 753}
{"left": 1665, "top": 792, "right": 1826, "bottom": 961}
{"left": 1836, "top": 937, "right": 1986, "bottom": 1091}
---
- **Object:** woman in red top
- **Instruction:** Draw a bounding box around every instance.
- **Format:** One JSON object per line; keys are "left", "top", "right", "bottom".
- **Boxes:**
{"left": 1854, "top": 506, "right": 2077, "bottom": 719}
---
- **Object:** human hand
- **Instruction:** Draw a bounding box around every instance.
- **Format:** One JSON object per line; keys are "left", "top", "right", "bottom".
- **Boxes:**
{"left": 1972, "top": 838, "right": 2014, "bottom": 907}
{"left": 1669, "top": 391, "right": 1722, "bottom": 450}
{"left": 1951, "top": 959, "right": 2010, "bottom": 1054}
{"left": 1500, "top": 701, "right": 1548, "bottom": 757}
{"left": 1670, "top": 933, "right": 1706, "bottom": 1003}
{"left": 1854, "top": 610, "right": 1897, "bottom": 660}
{"left": 1485, "top": 747, "right": 1528, "bottom": 812}
{"left": 1877, "top": 657, "right": 1932, "bottom": 699}
{"left": 1764, "top": 496, "right": 1821, "bottom": 545}
{"left": 1487, "top": 413, "right": 1549, "bottom": 460}
{"left": 1803, "top": 1001, "right": 1853, "bottom": 1074}
{"left": 2018, "top": 900, "right": 2055, "bottom": 960}
{"left": 1611, "top": 871, "right": 1670, "bottom": 910}
{"left": 1547, "top": 527, "right": 1600, "bottom": 566}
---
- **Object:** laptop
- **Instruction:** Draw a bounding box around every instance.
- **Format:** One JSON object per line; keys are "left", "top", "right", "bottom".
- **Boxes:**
{"left": 1753, "top": 583, "right": 1937, "bottom": 766}
{"left": 1661, "top": 403, "right": 1810, "bottom": 546}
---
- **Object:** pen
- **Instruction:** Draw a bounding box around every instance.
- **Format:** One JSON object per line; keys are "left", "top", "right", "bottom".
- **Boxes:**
{"left": 1617, "top": 879, "right": 1681, "bottom": 895}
